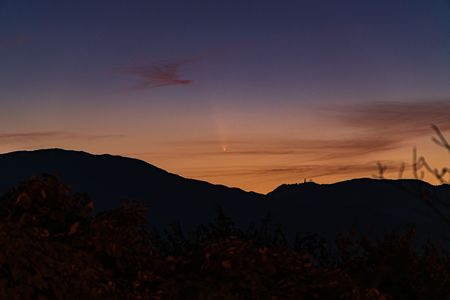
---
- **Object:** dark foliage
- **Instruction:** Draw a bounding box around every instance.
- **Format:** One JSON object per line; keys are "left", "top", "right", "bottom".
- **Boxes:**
{"left": 0, "top": 175, "right": 449, "bottom": 299}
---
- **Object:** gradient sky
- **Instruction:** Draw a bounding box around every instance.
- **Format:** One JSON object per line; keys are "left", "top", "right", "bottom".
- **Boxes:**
{"left": 1, "top": 0, "right": 450, "bottom": 193}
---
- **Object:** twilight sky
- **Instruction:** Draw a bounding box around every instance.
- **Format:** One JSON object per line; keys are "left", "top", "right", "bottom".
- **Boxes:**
{"left": 1, "top": 0, "right": 450, "bottom": 193}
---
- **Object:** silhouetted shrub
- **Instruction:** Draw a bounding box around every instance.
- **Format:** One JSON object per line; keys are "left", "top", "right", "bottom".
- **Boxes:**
{"left": 0, "top": 175, "right": 160, "bottom": 299}
{"left": 1, "top": 174, "right": 450, "bottom": 299}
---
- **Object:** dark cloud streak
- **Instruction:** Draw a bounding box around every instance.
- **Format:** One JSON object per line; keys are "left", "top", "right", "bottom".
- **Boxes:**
{"left": 124, "top": 62, "right": 192, "bottom": 90}
{"left": 0, "top": 131, "right": 122, "bottom": 144}
{"left": 328, "top": 99, "right": 450, "bottom": 140}
{"left": 121, "top": 46, "right": 241, "bottom": 90}
{"left": 144, "top": 136, "right": 402, "bottom": 160}
{"left": 122, "top": 54, "right": 208, "bottom": 90}
{"left": 181, "top": 161, "right": 406, "bottom": 182}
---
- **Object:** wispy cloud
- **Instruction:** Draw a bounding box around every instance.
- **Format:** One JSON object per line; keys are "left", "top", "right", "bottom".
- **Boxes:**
{"left": 245, "top": 137, "right": 399, "bottom": 160}
{"left": 0, "top": 132, "right": 63, "bottom": 141}
{"left": 327, "top": 99, "right": 450, "bottom": 140}
{"left": 124, "top": 62, "right": 192, "bottom": 90}
{"left": 0, "top": 131, "right": 122, "bottom": 144}
{"left": 258, "top": 161, "right": 407, "bottom": 180}
{"left": 180, "top": 160, "right": 407, "bottom": 184}
{"left": 122, "top": 54, "right": 206, "bottom": 90}
{"left": 122, "top": 149, "right": 297, "bottom": 158}
{"left": 280, "top": 137, "right": 400, "bottom": 159}
{"left": 121, "top": 46, "right": 239, "bottom": 90}
{"left": 153, "top": 100, "right": 450, "bottom": 160}
{"left": 138, "top": 135, "right": 401, "bottom": 161}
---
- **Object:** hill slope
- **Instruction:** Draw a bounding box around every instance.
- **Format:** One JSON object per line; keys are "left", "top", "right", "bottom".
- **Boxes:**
{"left": 0, "top": 149, "right": 449, "bottom": 244}
{"left": 267, "top": 179, "right": 450, "bottom": 243}
{"left": 0, "top": 149, "right": 266, "bottom": 231}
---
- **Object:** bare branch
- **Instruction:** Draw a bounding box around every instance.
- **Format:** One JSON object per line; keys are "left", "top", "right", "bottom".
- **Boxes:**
{"left": 431, "top": 124, "right": 450, "bottom": 153}
{"left": 412, "top": 147, "right": 418, "bottom": 179}
{"left": 374, "top": 161, "right": 387, "bottom": 179}
{"left": 398, "top": 162, "right": 405, "bottom": 179}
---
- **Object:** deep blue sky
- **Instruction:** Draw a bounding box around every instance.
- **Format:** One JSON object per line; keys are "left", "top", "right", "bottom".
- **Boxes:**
{"left": 1, "top": 0, "right": 450, "bottom": 191}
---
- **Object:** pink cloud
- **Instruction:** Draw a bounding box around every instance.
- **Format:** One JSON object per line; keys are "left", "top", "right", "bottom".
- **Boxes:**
{"left": 122, "top": 54, "right": 206, "bottom": 90}
{"left": 125, "top": 63, "right": 192, "bottom": 89}
{"left": 327, "top": 99, "right": 450, "bottom": 140}
{"left": 121, "top": 46, "right": 239, "bottom": 90}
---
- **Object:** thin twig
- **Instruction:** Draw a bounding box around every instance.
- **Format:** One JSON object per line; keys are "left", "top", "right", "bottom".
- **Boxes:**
{"left": 432, "top": 124, "right": 450, "bottom": 153}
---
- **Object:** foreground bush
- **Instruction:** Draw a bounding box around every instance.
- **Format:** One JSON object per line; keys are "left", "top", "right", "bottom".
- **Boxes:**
{"left": 0, "top": 175, "right": 448, "bottom": 299}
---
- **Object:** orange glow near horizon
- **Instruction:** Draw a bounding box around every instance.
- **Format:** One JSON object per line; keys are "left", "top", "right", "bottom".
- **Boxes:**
{"left": 119, "top": 129, "right": 450, "bottom": 194}
{"left": 0, "top": 100, "right": 449, "bottom": 194}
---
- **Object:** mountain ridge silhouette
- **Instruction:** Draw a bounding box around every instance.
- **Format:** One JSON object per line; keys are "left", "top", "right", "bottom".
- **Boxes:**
{"left": 0, "top": 148, "right": 266, "bottom": 232}
{"left": 0, "top": 148, "right": 449, "bottom": 244}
